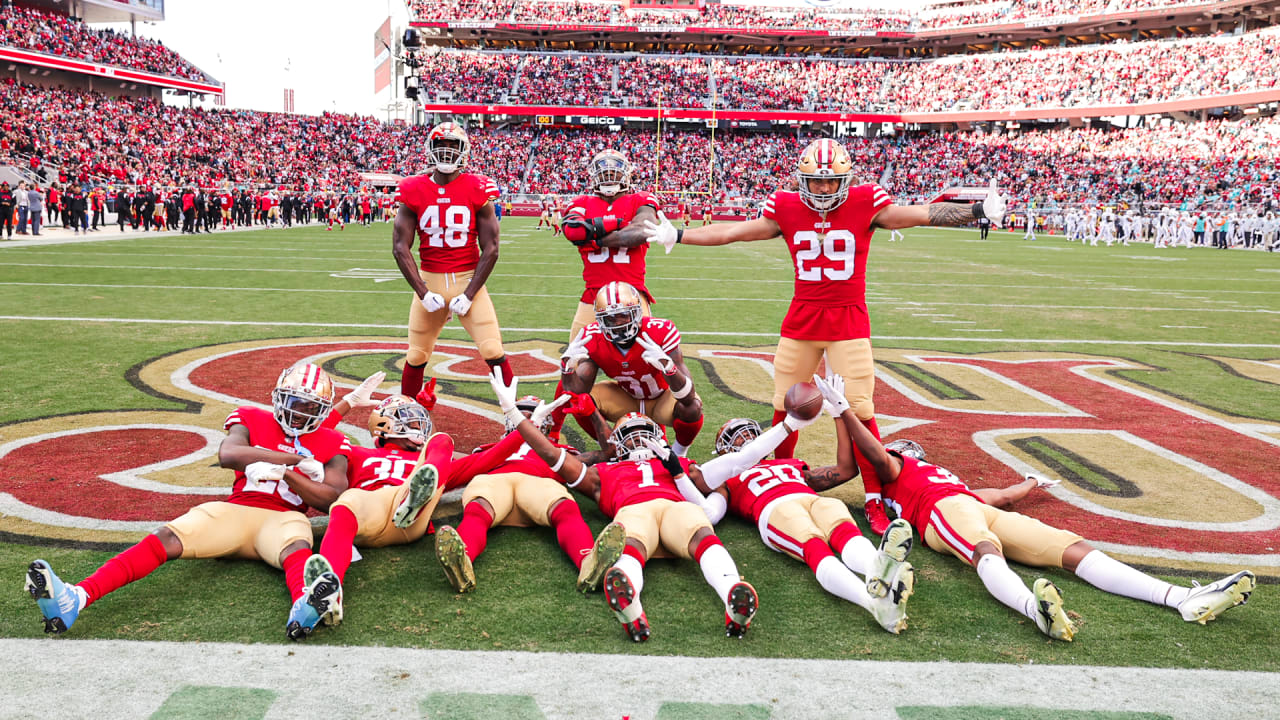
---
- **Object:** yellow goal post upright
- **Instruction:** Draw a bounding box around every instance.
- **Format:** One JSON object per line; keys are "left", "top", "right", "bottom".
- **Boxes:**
{"left": 652, "top": 78, "right": 717, "bottom": 204}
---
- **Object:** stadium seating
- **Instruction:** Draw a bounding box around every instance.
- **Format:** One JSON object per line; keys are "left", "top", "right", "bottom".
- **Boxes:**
{"left": 0, "top": 5, "right": 209, "bottom": 81}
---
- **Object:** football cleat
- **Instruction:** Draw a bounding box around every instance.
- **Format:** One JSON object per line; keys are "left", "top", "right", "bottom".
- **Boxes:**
{"left": 867, "top": 518, "right": 914, "bottom": 599}
{"left": 603, "top": 566, "right": 649, "bottom": 642}
{"left": 868, "top": 562, "right": 915, "bottom": 634}
{"left": 724, "top": 581, "right": 758, "bottom": 638}
{"left": 576, "top": 522, "right": 627, "bottom": 594}
{"left": 393, "top": 462, "right": 440, "bottom": 529}
{"left": 286, "top": 596, "right": 321, "bottom": 641}
{"left": 302, "top": 555, "right": 344, "bottom": 627}
{"left": 1032, "top": 578, "right": 1075, "bottom": 642}
{"left": 434, "top": 525, "right": 476, "bottom": 594}
{"left": 1178, "top": 570, "right": 1256, "bottom": 624}
{"left": 25, "top": 560, "right": 82, "bottom": 634}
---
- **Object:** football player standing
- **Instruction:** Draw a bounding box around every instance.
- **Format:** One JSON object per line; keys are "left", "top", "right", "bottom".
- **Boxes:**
{"left": 646, "top": 137, "right": 1006, "bottom": 534}
{"left": 393, "top": 121, "right": 516, "bottom": 402}
{"left": 26, "top": 364, "right": 351, "bottom": 640}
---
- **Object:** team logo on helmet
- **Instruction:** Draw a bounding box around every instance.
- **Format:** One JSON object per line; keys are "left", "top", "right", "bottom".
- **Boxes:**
{"left": 588, "top": 150, "right": 633, "bottom": 198}
{"left": 796, "top": 138, "right": 854, "bottom": 212}
{"left": 611, "top": 412, "right": 664, "bottom": 462}
{"left": 369, "top": 395, "right": 432, "bottom": 447}
{"left": 594, "top": 281, "right": 645, "bottom": 346}
{"left": 885, "top": 439, "right": 925, "bottom": 461}
{"left": 271, "top": 363, "right": 335, "bottom": 437}
{"left": 427, "top": 121, "right": 471, "bottom": 174}
{"left": 715, "top": 418, "right": 763, "bottom": 456}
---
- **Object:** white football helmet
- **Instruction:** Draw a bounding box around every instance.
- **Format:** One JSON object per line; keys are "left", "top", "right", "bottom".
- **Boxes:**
{"left": 427, "top": 121, "right": 470, "bottom": 175}
{"left": 611, "top": 413, "right": 663, "bottom": 462}
{"left": 714, "top": 418, "right": 762, "bottom": 456}
{"left": 369, "top": 395, "right": 431, "bottom": 448}
{"left": 885, "top": 439, "right": 925, "bottom": 461}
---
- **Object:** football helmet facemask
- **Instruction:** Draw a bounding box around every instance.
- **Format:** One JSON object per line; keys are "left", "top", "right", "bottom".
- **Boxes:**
{"left": 369, "top": 395, "right": 432, "bottom": 448}
{"left": 884, "top": 439, "right": 925, "bottom": 461}
{"left": 796, "top": 138, "right": 853, "bottom": 212}
{"left": 714, "top": 418, "right": 763, "bottom": 456}
{"left": 594, "top": 281, "right": 645, "bottom": 347}
{"left": 588, "top": 149, "right": 632, "bottom": 198}
{"left": 271, "top": 363, "right": 335, "bottom": 437}
{"left": 505, "top": 395, "right": 551, "bottom": 435}
{"left": 610, "top": 413, "right": 664, "bottom": 462}
{"left": 427, "top": 121, "right": 470, "bottom": 175}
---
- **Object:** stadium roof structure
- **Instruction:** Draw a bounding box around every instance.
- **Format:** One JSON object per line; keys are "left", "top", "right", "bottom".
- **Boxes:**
{"left": 17, "top": 0, "right": 165, "bottom": 25}
{"left": 410, "top": 0, "right": 1280, "bottom": 57}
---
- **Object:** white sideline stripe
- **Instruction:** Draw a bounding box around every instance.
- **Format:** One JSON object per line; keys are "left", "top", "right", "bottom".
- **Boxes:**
{"left": 2, "top": 640, "right": 1275, "bottom": 720}
{"left": 3, "top": 314, "right": 1280, "bottom": 347}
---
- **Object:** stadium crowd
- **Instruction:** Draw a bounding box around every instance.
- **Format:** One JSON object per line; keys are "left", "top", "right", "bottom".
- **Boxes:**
{"left": 413, "top": 30, "right": 1280, "bottom": 112}
{"left": 0, "top": 5, "right": 208, "bottom": 81}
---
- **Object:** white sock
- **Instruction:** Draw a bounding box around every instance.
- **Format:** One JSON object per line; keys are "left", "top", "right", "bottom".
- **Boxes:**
{"left": 815, "top": 556, "right": 873, "bottom": 610}
{"left": 838, "top": 534, "right": 877, "bottom": 577}
{"left": 697, "top": 543, "right": 740, "bottom": 606}
{"left": 613, "top": 553, "right": 645, "bottom": 596}
{"left": 73, "top": 585, "right": 89, "bottom": 607}
{"left": 976, "top": 554, "right": 1037, "bottom": 620}
{"left": 1074, "top": 550, "right": 1186, "bottom": 607}
{"left": 670, "top": 440, "right": 689, "bottom": 457}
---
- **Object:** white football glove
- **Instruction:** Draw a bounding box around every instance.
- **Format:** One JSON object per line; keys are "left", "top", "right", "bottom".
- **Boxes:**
{"left": 244, "top": 461, "right": 286, "bottom": 484}
{"left": 813, "top": 373, "right": 850, "bottom": 416}
{"left": 488, "top": 367, "right": 523, "bottom": 426}
{"left": 635, "top": 334, "right": 677, "bottom": 375}
{"left": 449, "top": 293, "right": 473, "bottom": 316}
{"left": 821, "top": 400, "right": 840, "bottom": 419}
{"left": 641, "top": 436, "right": 673, "bottom": 461}
{"left": 981, "top": 178, "right": 1007, "bottom": 229}
{"left": 530, "top": 394, "right": 572, "bottom": 429}
{"left": 642, "top": 217, "right": 678, "bottom": 254}
{"left": 781, "top": 412, "right": 818, "bottom": 432}
{"left": 344, "top": 371, "right": 385, "bottom": 409}
{"left": 295, "top": 458, "right": 325, "bottom": 483}
{"left": 560, "top": 329, "right": 591, "bottom": 374}
{"left": 1028, "top": 473, "right": 1060, "bottom": 489}
{"left": 420, "top": 291, "right": 446, "bottom": 313}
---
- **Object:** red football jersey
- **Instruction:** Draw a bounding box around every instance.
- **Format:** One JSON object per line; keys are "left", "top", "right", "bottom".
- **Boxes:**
{"left": 223, "top": 406, "right": 351, "bottom": 513}
{"left": 484, "top": 440, "right": 574, "bottom": 481}
{"left": 398, "top": 172, "right": 500, "bottom": 273}
{"left": 596, "top": 457, "right": 694, "bottom": 518}
{"left": 881, "top": 455, "right": 983, "bottom": 535}
{"left": 762, "top": 184, "right": 893, "bottom": 341}
{"left": 582, "top": 316, "right": 680, "bottom": 400}
{"left": 347, "top": 444, "right": 419, "bottom": 492}
{"left": 567, "top": 191, "right": 659, "bottom": 303}
{"left": 442, "top": 430, "right": 527, "bottom": 491}
{"left": 723, "top": 458, "right": 813, "bottom": 524}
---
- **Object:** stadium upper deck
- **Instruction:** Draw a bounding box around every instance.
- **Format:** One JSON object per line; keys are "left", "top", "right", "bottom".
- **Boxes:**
{"left": 408, "top": 0, "right": 1280, "bottom": 57}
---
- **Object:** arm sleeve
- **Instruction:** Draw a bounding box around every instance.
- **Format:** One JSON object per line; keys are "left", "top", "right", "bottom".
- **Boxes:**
{"left": 321, "top": 409, "right": 343, "bottom": 430}
{"left": 698, "top": 422, "right": 791, "bottom": 490}
{"left": 675, "top": 473, "right": 727, "bottom": 525}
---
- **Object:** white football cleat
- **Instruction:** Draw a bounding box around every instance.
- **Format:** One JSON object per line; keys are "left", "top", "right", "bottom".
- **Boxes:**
{"left": 1178, "top": 570, "right": 1256, "bottom": 624}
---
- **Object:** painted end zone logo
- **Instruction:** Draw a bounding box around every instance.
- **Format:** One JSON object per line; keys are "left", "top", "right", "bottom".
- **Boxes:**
{"left": 1, "top": 337, "right": 1277, "bottom": 577}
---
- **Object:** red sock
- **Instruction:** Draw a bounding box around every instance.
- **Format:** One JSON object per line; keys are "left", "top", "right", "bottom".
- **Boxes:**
{"left": 79, "top": 533, "right": 168, "bottom": 607}
{"left": 456, "top": 501, "right": 494, "bottom": 563}
{"left": 692, "top": 534, "right": 723, "bottom": 562}
{"left": 421, "top": 432, "right": 455, "bottom": 474}
{"left": 487, "top": 356, "right": 514, "bottom": 384}
{"left": 853, "top": 416, "right": 882, "bottom": 485}
{"left": 623, "top": 543, "right": 647, "bottom": 567}
{"left": 802, "top": 537, "right": 834, "bottom": 574}
{"left": 401, "top": 361, "right": 426, "bottom": 398}
{"left": 548, "top": 501, "right": 594, "bottom": 570}
{"left": 319, "top": 505, "right": 358, "bottom": 583}
{"left": 673, "top": 416, "right": 703, "bottom": 448}
{"left": 281, "top": 548, "right": 311, "bottom": 601}
{"left": 828, "top": 521, "right": 861, "bottom": 556}
{"left": 772, "top": 409, "right": 798, "bottom": 459}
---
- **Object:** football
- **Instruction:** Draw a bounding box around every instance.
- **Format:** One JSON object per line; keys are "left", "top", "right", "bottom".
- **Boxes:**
{"left": 784, "top": 381, "right": 824, "bottom": 420}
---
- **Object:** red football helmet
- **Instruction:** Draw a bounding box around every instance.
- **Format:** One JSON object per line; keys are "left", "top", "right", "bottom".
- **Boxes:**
{"left": 427, "top": 121, "right": 470, "bottom": 174}
{"left": 271, "top": 363, "right": 335, "bottom": 437}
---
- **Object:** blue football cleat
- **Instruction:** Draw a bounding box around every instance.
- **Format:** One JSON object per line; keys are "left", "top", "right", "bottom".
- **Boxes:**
{"left": 286, "top": 594, "right": 322, "bottom": 641}
{"left": 25, "top": 559, "right": 82, "bottom": 634}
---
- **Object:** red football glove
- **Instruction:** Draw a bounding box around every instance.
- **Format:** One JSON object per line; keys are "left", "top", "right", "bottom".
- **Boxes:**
{"left": 864, "top": 498, "right": 891, "bottom": 536}
{"left": 415, "top": 377, "right": 438, "bottom": 410}
{"left": 564, "top": 392, "right": 597, "bottom": 418}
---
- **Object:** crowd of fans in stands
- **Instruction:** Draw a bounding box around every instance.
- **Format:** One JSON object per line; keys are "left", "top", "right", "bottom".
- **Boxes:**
{"left": 413, "top": 31, "right": 1279, "bottom": 113}
{"left": 0, "top": 5, "right": 208, "bottom": 81}
{"left": 412, "top": 0, "right": 1225, "bottom": 31}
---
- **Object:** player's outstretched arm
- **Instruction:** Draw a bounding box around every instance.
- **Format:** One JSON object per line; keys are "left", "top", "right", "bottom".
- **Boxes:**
{"left": 646, "top": 439, "right": 728, "bottom": 525}
{"left": 699, "top": 411, "right": 818, "bottom": 490}
{"left": 973, "top": 474, "right": 1058, "bottom": 508}
{"left": 599, "top": 205, "right": 658, "bottom": 249}
{"left": 489, "top": 371, "right": 602, "bottom": 499}
{"left": 872, "top": 179, "right": 1007, "bottom": 230}
{"left": 804, "top": 399, "right": 859, "bottom": 492}
{"left": 392, "top": 204, "right": 429, "bottom": 299}
{"left": 644, "top": 214, "right": 779, "bottom": 252}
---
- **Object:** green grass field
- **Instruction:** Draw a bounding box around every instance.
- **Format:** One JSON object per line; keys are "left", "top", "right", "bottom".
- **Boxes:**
{"left": 1, "top": 218, "right": 1277, "bottom": 672}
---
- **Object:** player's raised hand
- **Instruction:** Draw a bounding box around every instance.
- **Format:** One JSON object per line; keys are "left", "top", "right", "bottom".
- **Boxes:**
{"left": 636, "top": 334, "right": 676, "bottom": 375}
{"left": 982, "top": 178, "right": 1007, "bottom": 228}
{"left": 420, "top": 291, "right": 446, "bottom": 313}
{"left": 488, "top": 366, "right": 519, "bottom": 414}
{"left": 565, "top": 392, "right": 597, "bottom": 417}
{"left": 640, "top": 436, "right": 672, "bottom": 461}
{"left": 643, "top": 215, "right": 678, "bottom": 254}
{"left": 449, "top": 293, "right": 473, "bottom": 316}
{"left": 531, "top": 394, "right": 572, "bottom": 428}
{"left": 813, "top": 373, "right": 850, "bottom": 416}
{"left": 415, "top": 377, "right": 438, "bottom": 410}
{"left": 560, "top": 329, "right": 591, "bottom": 373}
{"left": 344, "top": 371, "right": 385, "bottom": 409}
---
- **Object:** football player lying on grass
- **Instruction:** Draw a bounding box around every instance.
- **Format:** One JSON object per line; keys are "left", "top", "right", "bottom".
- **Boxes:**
{"left": 670, "top": 378, "right": 916, "bottom": 634}
{"left": 491, "top": 369, "right": 819, "bottom": 642}
{"left": 808, "top": 373, "right": 1257, "bottom": 641}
